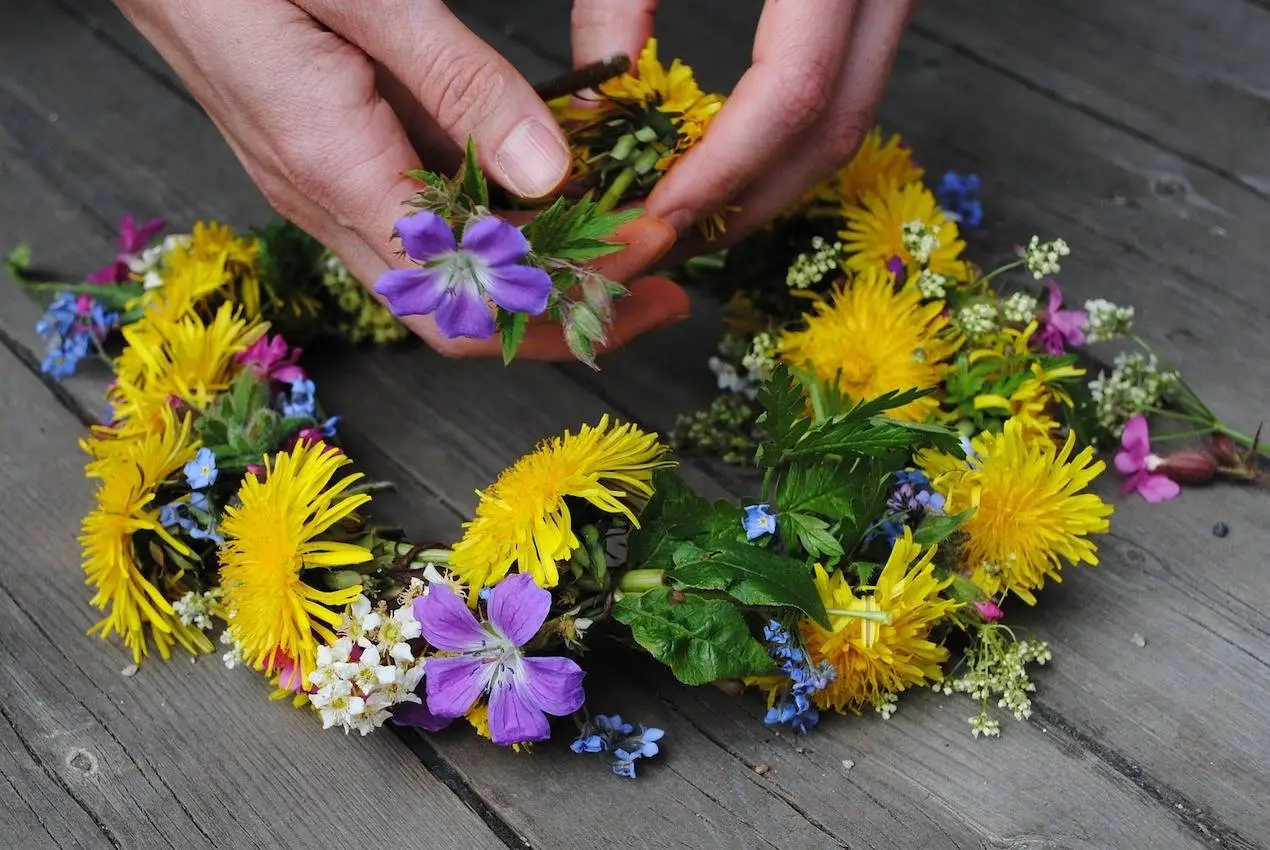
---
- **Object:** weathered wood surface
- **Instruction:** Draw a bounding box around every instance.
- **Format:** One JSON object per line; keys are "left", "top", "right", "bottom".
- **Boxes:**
{"left": 2, "top": 0, "right": 1269, "bottom": 847}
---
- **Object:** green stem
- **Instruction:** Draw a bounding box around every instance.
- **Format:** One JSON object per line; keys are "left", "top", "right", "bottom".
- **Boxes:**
{"left": 975, "top": 259, "right": 1025, "bottom": 288}
{"left": 617, "top": 569, "right": 665, "bottom": 593}
{"left": 384, "top": 541, "right": 452, "bottom": 566}
{"left": 1142, "top": 406, "right": 1212, "bottom": 427}
{"left": 1146, "top": 428, "right": 1214, "bottom": 442}
{"left": 825, "top": 608, "right": 893, "bottom": 624}
{"left": 596, "top": 166, "right": 636, "bottom": 213}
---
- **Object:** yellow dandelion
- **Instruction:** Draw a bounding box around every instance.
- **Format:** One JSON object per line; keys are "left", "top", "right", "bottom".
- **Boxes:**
{"left": 918, "top": 418, "right": 1113, "bottom": 604}
{"left": 219, "top": 441, "right": 373, "bottom": 679}
{"left": 842, "top": 180, "right": 967, "bottom": 280}
{"left": 449, "top": 415, "right": 672, "bottom": 591}
{"left": 161, "top": 221, "right": 261, "bottom": 316}
{"left": 80, "top": 410, "right": 210, "bottom": 663}
{"left": 804, "top": 127, "right": 924, "bottom": 213}
{"left": 778, "top": 269, "right": 961, "bottom": 422}
{"left": 974, "top": 360, "right": 1085, "bottom": 442}
{"left": 801, "top": 529, "right": 959, "bottom": 712}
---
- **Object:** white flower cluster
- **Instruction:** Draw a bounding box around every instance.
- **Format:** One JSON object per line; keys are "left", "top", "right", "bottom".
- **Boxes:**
{"left": 873, "top": 692, "right": 899, "bottom": 720}
{"left": 1001, "top": 291, "right": 1039, "bottom": 324}
{"left": 957, "top": 302, "right": 1000, "bottom": 339}
{"left": 220, "top": 630, "right": 243, "bottom": 670}
{"left": 1088, "top": 352, "right": 1179, "bottom": 435}
{"left": 915, "top": 269, "right": 951, "bottom": 300}
{"left": 1083, "top": 298, "right": 1135, "bottom": 343}
{"left": 901, "top": 220, "right": 942, "bottom": 266}
{"left": 741, "top": 332, "right": 778, "bottom": 382}
{"left": 1023, "top": 236, "right": 1070, "bottom": 279}
{"left": 938, "top": 632, "right": 1052, "bottom": 739}
{"left": 308, "top": 596, "right": 425, "bottom": 736}
{"left": 128, "top": 234, "right": 191, "bottom": 290}
{"left": 785, "top": 236, "right": 842, "bottom": 289}
{"left": 709, "top": 357, "right": 759, "bottom": 399}
{"left": 172, "top": 589, "right": 218, "bottom": 631}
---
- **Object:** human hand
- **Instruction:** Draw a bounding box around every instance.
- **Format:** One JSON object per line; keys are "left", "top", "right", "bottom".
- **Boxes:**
{"left": 572, "top": 0, "right": 917, "bottom": 251}
{"left": 114, "top": 0, "right": 688, "bottom": 359}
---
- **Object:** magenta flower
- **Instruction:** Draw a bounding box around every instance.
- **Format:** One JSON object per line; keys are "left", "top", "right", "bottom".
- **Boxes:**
{"left": 974, "top": 600, "right": 1005, "bottom": 622}
{"left": 374, "top": 212, "right": 552, "bottom": 340}
{"left": 87, "top": 214, "right": 164, "bottom": 284}
{"left": 1114, "top": 415, "right": 1180, "bottom": 502}
{"left": 235, "top": 334, "right": 306, "bottom": 384}
{"left": 1036, "top": 283, "right": 1087, "bottom": 355}
{"left": 414, "top": 573, "right": 585, "bottom": 746}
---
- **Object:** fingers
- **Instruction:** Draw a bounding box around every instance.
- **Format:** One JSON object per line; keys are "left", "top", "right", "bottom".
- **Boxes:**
{"left": 297, "top": 0, "right": 571, "bottom": 201}
{"left": 571, "top": 0, "right": 659, "bottom": 68}
{"left": 646, "top": 0, "right": 858, "bottom": 232}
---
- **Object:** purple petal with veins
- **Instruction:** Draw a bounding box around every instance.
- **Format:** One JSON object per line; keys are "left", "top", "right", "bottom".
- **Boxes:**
{"left": 374, "top": 267, "right": 451, "bottom": 317}
{"left": 484, "top": 264, "right": 553, "bottom": 315}
{"left": 397, "top": 211, "right": 457, "bottom": 260}
{"left": 435, "top": 285, "right": 496, "bottom": 339}
{"left": 487, "top": 676, "right": 552, "bottom": 745}
{"left": 461, "top": 216, "right": 532, "bottom": 266}
{"left": 487, "top": 573, "right": 551, "bottom": 647}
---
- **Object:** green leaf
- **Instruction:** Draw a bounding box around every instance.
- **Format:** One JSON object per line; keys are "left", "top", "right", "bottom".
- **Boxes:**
{"left": 521, "top": 194, "right": 642, "bottom": 264}
{"left": 6, "top": 243, "right": 32, "bottom": 279}
{"left": 668, "top": 541, "right": 830, "bottom": 627}
{"left": 613, "top": 588, "right": 777, "bottom": 685}
{"left": 913, "top": 508, "right": 976, "bottom": 547}
{"left": 854, "top": 560, "right": 883, "bottom": 584}
{"left": 22, "top": 281, "right": 143, "bottom": 310}
{"left": 626, "top": 470, "right": 743, "bottom": 570}
{"left": 754, "top": 365, "right": 810, "bottom": 466}
{"left": 784, "top": 420, "right": 917, "bottom": 460}
{"left": 459, "top": 138, "right": 489, "bottom": 208}
{"left": 776, "top": 460, "right": 859, "bottom": 518}
{"left": 781, "top": 512, "right": 844, "bottom": 561}
{"left": 841, "top": 386, "right": 934, "bottom": 422}
{"left": 498, "top": 311, "right": 528, "bottom": 364}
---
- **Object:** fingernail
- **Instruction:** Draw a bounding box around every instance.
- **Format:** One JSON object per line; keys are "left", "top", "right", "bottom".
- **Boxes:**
{"left": 496, "top": 119, "right": 570, "bottom": 199}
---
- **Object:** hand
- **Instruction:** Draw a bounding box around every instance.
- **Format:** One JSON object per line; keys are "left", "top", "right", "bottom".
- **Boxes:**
{"left": 572, "top": 0, "right": 917, "bottom": 250}
{"left": 115, "top": 0, "right": 688, "bottom": 359}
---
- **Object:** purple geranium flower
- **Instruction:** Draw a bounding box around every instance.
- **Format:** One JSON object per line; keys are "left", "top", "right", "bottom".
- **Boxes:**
{"left": 87, "top": 214, "right": 164, "bottom": 284}
{"left": 1036, "top": 283, "right": 1087, "bottom": 355}
{"left": 414, "top": 573, "right": 584, "bottom": 746}
{"left": 374, "top": 212, "right": 552, "bottom": 341}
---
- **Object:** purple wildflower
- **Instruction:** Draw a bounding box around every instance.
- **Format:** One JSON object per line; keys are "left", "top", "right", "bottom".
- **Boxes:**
{"left": 1036, "top": 283, "right": 1087, "bottom": 355}
{"left": 414, "top": 573, "right": 585, "bottom": 746}
{"left": 374, "top": 212, "right": 552, "bottom": 340}
{"left": 87, "top": 214, "right": 164, "bottom": 284}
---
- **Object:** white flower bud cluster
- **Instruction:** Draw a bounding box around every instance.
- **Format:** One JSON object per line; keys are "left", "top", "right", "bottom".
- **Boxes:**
{"left": 915, "top": 269, "right": 951, "bottom": 300}
{"left": 957, "top": 302, "right": 1000, "bottom": 339}
{"left": 220, "top": 630, "right": 243, "bottom": 670}
{"left": 901, "top": 220, "right": 942, "bottom": 266}
{"left": 1023, "top": 236, "right": 1070, "bottom": 279}
{"left": 742, "top": 332, "right": 778, "bottom": 382}
{"left": 785, "top": 236, "right": 842, "bottom": 289}
{"left": 1001, "top": 291, "right": 1039, "bottom": 324}
{"left": 1083, "top": 298, "right": 1135, "bottom": 343}
{"left": 1088, "top": 352, "right": 1179, "bottom": 434}
{"left": 873, "top": 692, "right": 899, "bottom": 720}
{"left": 172, "top": 589, "right": 219, "bottom": 631}
{"left": 939, "top": 629, "right": 1053, "bottom": 739}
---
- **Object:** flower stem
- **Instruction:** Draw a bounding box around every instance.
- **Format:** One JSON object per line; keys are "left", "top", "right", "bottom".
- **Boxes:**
{"left": 596, "top": 166, "right": 636, "bottom": 213}
{"left": 975, "top": 259, "right": 1025, "bottom": 289}
{"left": 825, "top": 608, "right": 893, "bottom": 624}
{"left": 617, "top": 569, "right": 666, "bottom": 593}
{"left": 1146, "top": 428, "right": 1214, "bottom": 442}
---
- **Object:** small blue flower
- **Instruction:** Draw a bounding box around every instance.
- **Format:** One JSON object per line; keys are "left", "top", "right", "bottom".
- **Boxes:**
{"left": 159, "top": 502, "right": 196, "bottom": 532}
{"left": 41, "top": 332, "right": 91, "bottom": 379}
{"left": 743, "top": 504, "right": 778, "bottom": 541}
{"left": 188, "top": 491, "right": 211, "bottom": 513}
{"left": 189, "top": 524, "right": 224, "bottom": 544}
{"left": 89, "top": 303, "right": 120, "bottom": 336}
{"left": 571, "top": 714, "right": 664, "bottom": 778}
{"left": 762, "top": 620, "right": 835, "bottom": 734}
{"left": 36, "top": 294, "right": 78, "bottom": 340}
{"left": 184, "top": 447, "right": 219, "bottom": 490}
{"left": 318, "top": 416, "right": 342, "bottom": 438}
{"left": 936, "top": 171, "right": 983, "bottom": 229}
{"left": 282, "top": 378, "right": 317, "bottom": 419}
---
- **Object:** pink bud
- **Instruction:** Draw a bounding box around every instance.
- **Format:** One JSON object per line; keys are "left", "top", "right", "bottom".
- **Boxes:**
{"left": 1207, "top": 434, "right": 1243, "bottom": 467}
{"left": 1155, "top": 451, "right": 1216, "bottom": 485}
{"left": 975, "top": 600, "right": 1005, "bottom": 622}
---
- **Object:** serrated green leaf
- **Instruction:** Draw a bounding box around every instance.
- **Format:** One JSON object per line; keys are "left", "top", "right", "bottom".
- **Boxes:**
{"left": 498, "top": 311, "right": 528, "bottom": 364}
{"left": 613, "top": 588, "right": 777, "bottom": 685}
{"left": 668, "top": 541, "right": 830, "bottom": 627}
{"left": 854, "top": 560, "right": 883, "bottom": 584}
{"left": 841, "top": 386, "right": 933, "bottom": 422}
{"left": 754, "top": 365, "right": 810, "bottom": 466}
{"left": 627, "top": 470, "right": 743, "bottom": 570}
{"left": 785, "top": 421, "right": 917, "bottom": 459}
{"left": 776, "top": 460, "right": 859, "bottom": 518}
{"left": 521, "top": 193, "right": 641, "bottom": 264}
{"left": 782, "top": 512, "right": 844, "bottom": 561}
{"left": 459, "top": 138, "right": 489, "bottom": 208}
{"left": 913, "top": 508, "right": 976, "bottom": 547}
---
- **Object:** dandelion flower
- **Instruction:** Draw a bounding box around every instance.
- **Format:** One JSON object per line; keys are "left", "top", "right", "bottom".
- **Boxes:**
{"left": 450, "top": 415, "right": 672, "bottom": 591}
{"left": 918, "top": 418, "right": 1113, "bottom": 603}
{"left": 778, "top": 269, "right": 960, "bottom": 421}
{"left": 161, "top": 221, "right": 261, "bottom": 316}
{"left": 801, "top": 529, "right": 959, "bottom": 712}
{"left": 842, "top": 180, "right": 967, "bottom": 280}
{"left": 219, "top": 440, "right": 373, "bottom": 679}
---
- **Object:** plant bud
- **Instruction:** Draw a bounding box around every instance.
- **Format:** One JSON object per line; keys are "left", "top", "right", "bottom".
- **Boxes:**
{"left": 1155, "top": 451, "right": 1216, "bottom": 485}
{"left": 1207, "top": 434, "right": 1243, "bottom": 467}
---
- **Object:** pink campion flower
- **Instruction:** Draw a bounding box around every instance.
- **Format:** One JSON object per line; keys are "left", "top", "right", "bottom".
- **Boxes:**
{"left": 1114, "top": 415, "right": 1181, "bottom": 502}
{"left": 1036, "top": 283, "right": 1087, "bottom": 355}
{"left": 266, "top": 650, "right": 306, "bottom": 693}
{"left": 235, "top": 334, "right": 306, "bottom": 384}
{"left": 975, "top": 600, "right": 1005, "bottom": 622}
{"left": 87, "top": 214, "right": 164, "bottom": 284}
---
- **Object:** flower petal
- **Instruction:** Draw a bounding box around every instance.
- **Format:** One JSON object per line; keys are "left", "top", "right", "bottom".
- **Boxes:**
{"left": 517, "top": 656, "right": 585, "bottom": 715}
{"left": 460, "top": 216, "right": 531, "bottom": 266}
{"left": 396, "top": 211, "right": 457, "bottom": 261}
{"left": 424, "top": 655, "right": 495, "bottom": 717}
{"left": 374, "top": 267, "right": 451, "bottom": 317}
{"left": 434, "top": 285, "right": 496, "bottom": 339}
{"left": 391, "top": 699, "right": 454, "bottom": 732}
{"left": 483, "top": 263, "right": 553, "bottom": 316}
{"left": 415, "top": 582, "right": 489, "bottom": 651}
{"left": 1138, "top": 473, "right": 1181, "bottom": 503}
{"left": 488, "top": 573, "right": 551, "bottom": 647}
{"left": 487, "top": 676, "right": 551, "bottom": 746}
{"left": 1120, "top": 415, "right": 1151, "bottom": 459}
{"left": 1114, "top": 449, "right": 1142, "bottom": 475}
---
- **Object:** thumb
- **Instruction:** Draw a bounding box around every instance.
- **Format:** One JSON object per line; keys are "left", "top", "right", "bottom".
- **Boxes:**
{"left": 299, "top": 0, "right": 571, "bottom": 200}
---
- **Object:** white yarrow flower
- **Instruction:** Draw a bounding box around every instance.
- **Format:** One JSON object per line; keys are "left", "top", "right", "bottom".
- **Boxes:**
{"left": 1023, "top": 236, "right": 1071, "bottom": 279}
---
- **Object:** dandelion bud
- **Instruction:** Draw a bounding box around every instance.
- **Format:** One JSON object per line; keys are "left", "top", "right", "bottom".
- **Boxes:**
{"left": 1155, "top": 451, "right": 1216, "bottom": 485}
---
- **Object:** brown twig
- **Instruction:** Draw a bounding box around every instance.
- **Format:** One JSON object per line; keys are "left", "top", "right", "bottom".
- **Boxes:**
{"left": 532, "top": 54, "right": 631, "bottom": 102}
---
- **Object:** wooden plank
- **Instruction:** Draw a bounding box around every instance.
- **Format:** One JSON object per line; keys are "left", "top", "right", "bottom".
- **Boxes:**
{"left": 0, "top": 345, "right": 507, "bottom": 849}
